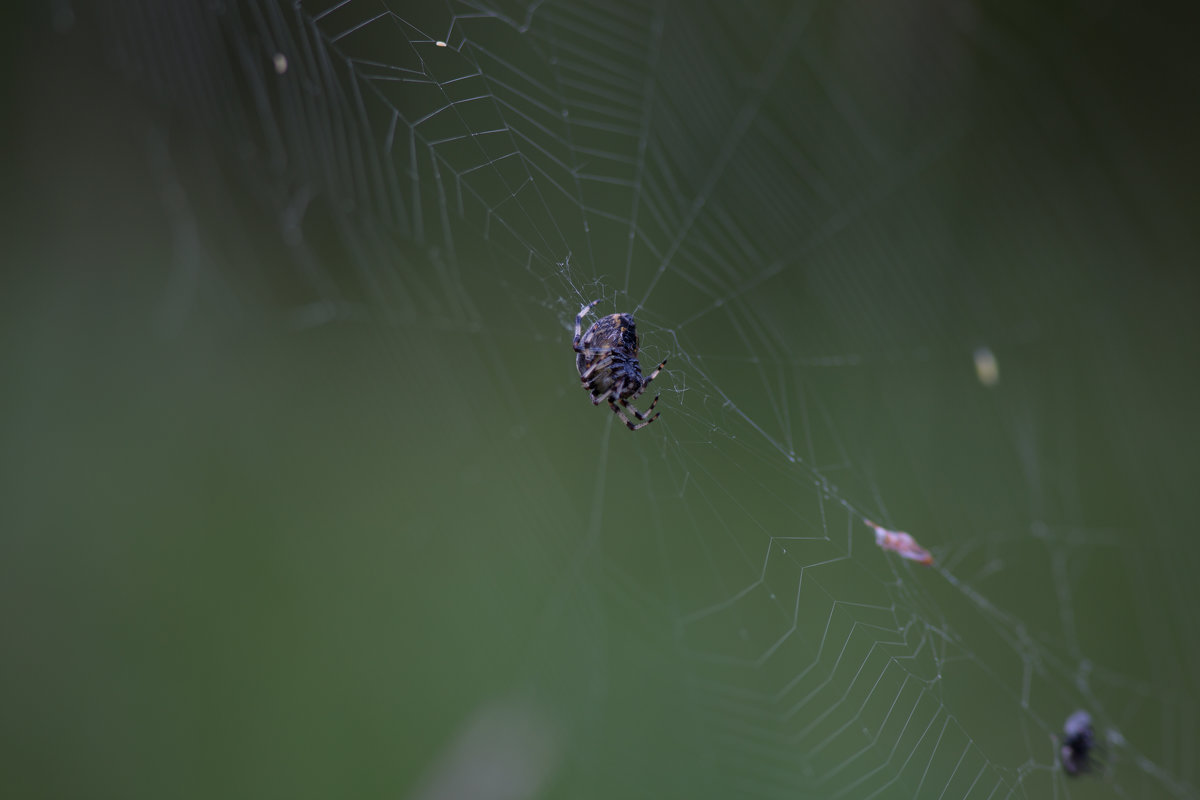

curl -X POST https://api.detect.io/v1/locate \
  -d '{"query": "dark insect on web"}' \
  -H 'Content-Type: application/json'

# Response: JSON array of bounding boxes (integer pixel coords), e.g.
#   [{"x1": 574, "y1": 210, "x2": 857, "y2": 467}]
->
[
  {"x1": 1060, "y1": 710, "x2": 1098, "y2": 776},
  {"x1": 573, "y1": 299, "x2": 668, "y2": 431}
]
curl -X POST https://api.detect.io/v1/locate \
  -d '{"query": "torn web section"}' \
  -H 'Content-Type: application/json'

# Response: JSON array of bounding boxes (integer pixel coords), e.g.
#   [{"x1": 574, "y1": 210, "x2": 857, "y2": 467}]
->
[
  {"x1": 317, "y1": 4, "x2": 594, "y2": 329},
  {"x1": 98, "y1": 0, "x2": 600, "y2": 331}
]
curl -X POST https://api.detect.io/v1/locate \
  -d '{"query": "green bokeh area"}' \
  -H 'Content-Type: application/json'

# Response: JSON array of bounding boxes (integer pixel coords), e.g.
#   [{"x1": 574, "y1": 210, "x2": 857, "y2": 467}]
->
[{"x1": 3, "y1": 3, "x2": 1199, "y2": 799}]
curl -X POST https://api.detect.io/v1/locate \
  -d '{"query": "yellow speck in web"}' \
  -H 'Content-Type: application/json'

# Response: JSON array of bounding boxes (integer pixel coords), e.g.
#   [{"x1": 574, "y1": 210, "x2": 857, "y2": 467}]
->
[{"x1": 974, "y1": 346, "x2": 999, "y2": 387}]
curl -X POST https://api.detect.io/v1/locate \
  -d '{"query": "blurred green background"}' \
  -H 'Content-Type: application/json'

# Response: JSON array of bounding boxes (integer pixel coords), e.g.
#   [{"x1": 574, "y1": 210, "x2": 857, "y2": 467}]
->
[{"x1": 2, "y1": 2, "x2": 1198, "y2": 799}]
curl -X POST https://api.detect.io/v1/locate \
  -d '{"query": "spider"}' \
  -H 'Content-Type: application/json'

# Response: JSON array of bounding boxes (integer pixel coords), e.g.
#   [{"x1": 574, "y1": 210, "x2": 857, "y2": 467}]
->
[
  {"x1": 573, "y1": 299, "x2": 667, "y2": 431},
  {"x1": 1060, "y1": 710, "x2": 1099, "y2": 776}
]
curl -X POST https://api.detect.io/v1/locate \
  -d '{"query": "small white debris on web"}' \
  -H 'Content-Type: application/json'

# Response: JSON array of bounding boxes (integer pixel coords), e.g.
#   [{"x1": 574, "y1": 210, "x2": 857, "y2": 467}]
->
[
  {"x1": 436, "y1": 40, "x2": 448, "y2": 47},
  {"x1": 973, "y1": 346, "x2": 999, "y2": 387},
  {"x1": 865, "y1": 519, "x2": 934, "y2": 565},
  {"x1": 272, "y1": 53, "x2": 288, "y2": 74}
]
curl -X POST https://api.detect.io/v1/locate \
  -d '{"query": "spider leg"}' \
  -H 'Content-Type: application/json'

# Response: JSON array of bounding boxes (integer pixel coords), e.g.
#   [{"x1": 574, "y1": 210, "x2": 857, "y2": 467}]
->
[
  {"x1": 619, "y1": 394, "x2": 660, "y2": 420},
  {"x1": 572, "y1": 299, "x2": 601, "y2": 351},
  {"x1": 609, "y1": 397, "x2": 661, "y2": 431},
  {"x1": 635, "y1": 393, "x2": 661, "y2": 417},
  {"x1": 579, "y1": 354, "x2": 615, "y2": 382},
  {"x1": 628, "y1": 357, "x2": 668, "y2": 400},
  {"x1": 591, "y1": 387, "x2": 616, "y2": 406}
]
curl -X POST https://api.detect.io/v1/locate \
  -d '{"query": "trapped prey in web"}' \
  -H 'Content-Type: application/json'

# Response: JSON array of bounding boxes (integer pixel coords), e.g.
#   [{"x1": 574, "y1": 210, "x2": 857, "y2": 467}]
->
[
  {"x1": 573, "y1": 299, "x2": 668, "y2": 431},
  {"x1": 865, "y1": 519, "x2": 934, "y2": 565},
  {"x1": 1060, "y1": 710, "x2": 1098, "y2": 776}
]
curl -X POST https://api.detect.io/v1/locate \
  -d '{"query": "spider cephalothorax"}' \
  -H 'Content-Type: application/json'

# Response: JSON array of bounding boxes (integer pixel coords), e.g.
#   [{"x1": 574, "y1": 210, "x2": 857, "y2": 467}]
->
[{"x1": 572, "y1": 299, "x2": 667, "y2": 431}]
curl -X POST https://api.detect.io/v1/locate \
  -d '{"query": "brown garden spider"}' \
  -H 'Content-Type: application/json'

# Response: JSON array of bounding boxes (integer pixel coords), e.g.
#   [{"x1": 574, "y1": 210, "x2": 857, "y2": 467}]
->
[{"x1": 573, "y1": 299, "x2": 668, "y2": 431}]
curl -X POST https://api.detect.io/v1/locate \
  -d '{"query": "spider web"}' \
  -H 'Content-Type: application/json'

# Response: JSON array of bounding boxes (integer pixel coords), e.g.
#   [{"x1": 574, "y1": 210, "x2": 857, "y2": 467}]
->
[{"x1": 53, "y1": 1, "x2": 1200, "y2": 798}]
